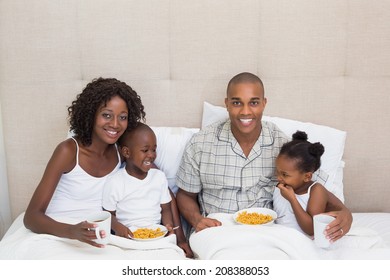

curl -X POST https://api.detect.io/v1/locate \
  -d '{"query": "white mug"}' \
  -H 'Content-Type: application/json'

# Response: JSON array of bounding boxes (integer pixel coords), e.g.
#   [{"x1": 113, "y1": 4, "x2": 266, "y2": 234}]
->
[
  {"x1": 313, "y1": 214, "x2": 335, "y2": 248},
  {"x1": 86, "y1": 211, "x2": 111, "y2": 245}
]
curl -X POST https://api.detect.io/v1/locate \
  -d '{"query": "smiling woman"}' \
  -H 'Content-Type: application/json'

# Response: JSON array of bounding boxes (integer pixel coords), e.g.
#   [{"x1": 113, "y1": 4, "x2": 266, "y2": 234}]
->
[{"x1": 22, "y1": 78, "x2": 146, "y2": 247}]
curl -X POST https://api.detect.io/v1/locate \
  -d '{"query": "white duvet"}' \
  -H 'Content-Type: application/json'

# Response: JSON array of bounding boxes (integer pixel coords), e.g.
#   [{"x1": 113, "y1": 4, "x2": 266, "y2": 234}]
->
[
  {"x1": 1, "y1": 212, "x2": 390, "y2": 260},
  {"x1": 0, "y1": 213, "x2": 186, "y2": 260},
  {"x1": 189, "y1": 213, "x2": 390, "y2": 260}
]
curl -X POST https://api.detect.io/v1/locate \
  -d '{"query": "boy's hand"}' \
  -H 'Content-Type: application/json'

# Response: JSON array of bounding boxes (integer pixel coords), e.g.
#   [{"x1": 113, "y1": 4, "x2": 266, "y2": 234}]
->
[
  {"x1": 178, "y1": 240, "x2": 194, "y2": 258},
  {"x1": 165, "y1": 223, "x2": 174, "y2": 235},
  {"x1": 113, "y1": 223, "x2": 133, "y2": 238}
]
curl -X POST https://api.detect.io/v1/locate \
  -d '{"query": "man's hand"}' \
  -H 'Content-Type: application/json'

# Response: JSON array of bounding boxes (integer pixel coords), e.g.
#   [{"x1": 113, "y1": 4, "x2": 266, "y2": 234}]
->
[
  {"x1": 325, "y1": 209, "x2": 353, "y2": 242},
  {"x1": 194, "y1": 217, "x2": 222, "y2": 232}
]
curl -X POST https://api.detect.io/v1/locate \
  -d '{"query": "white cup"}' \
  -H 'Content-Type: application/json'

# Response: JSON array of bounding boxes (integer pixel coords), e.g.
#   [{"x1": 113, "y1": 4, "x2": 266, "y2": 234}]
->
[
  {"x1": 86, "y1": 211, "x2": 111, "y2": 245},
  {"x1": 313, "y1": 214, "x2": 335, "y2": 248}
]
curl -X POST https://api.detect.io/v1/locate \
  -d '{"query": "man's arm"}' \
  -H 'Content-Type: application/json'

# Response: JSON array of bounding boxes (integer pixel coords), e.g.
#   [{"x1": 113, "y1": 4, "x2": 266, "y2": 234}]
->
[
  {"x1": 313, "y1": 168, "x2": 352, "y2": 241},
  {"x1": 176, "y1": 189, "x2": 221, "y2": 232},
  {"x1": 324, "y1": 190, "x2": 353, "y2": 242}
]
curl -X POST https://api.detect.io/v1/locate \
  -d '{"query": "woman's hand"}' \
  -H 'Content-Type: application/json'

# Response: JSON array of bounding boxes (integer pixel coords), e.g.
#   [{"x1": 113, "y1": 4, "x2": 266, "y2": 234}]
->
[{"x1": 70, "y1": 221, "x2": 106, "y2": 248}]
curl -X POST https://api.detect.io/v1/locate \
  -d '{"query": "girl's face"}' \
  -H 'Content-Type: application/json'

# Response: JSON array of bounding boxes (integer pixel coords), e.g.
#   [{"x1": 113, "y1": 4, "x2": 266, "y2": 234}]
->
[
  {"x1": 275, "y1": 155, "x2": 312, "y2": 192},
  {"x1": 124, "y1": 129, "x2": 157, "y2": 180},
  {"x1": 94, "y1": 95, "x2": 128, "y2": 145}
]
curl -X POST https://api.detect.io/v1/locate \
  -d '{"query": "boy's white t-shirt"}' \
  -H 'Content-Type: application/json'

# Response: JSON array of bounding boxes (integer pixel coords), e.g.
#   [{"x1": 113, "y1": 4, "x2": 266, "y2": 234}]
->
[{"x1": 102, "y1": 167, "x2": 171, "y2": 227}]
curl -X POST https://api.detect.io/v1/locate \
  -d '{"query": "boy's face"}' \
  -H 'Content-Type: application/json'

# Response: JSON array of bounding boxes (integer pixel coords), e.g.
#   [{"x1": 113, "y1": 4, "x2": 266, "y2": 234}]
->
[{"x1": 123, "y1": 129, "x2": 157, "y2": 179}]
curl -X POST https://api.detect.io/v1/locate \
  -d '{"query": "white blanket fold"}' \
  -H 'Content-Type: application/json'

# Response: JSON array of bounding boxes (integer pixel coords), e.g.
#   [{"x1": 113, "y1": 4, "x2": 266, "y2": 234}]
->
[
  {"x1": 2, "y1": 213, "x2": 389, "y2": 260},
  {"x1": 190, "y1": 224, "x2": 320, "y2": 260},
  {"x1": 0, "y1": 213, "x2": 186, "y2": 260},
  {"x1": 189, "y1": 213, "x2": 390, "y2": 260}
]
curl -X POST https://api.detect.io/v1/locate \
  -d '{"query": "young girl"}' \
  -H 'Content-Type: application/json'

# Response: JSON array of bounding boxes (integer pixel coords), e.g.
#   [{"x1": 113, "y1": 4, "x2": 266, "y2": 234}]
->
[
  {"x1": 273, "y1": 131, "x2": 329, "y2": 236},
  {"x1": 102, "y1": 123, "x2": 193, "y2": 258},
  {"x1": 24, "y1": 77, "x2": 145, "y2": 248}
]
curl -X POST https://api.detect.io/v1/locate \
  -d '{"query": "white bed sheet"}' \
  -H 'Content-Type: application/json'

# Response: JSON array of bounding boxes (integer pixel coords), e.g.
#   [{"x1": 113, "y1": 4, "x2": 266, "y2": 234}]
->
[
  {"x1": 1, "y1": 212, "x2": 389, "y2": 260},
  {"x1": 351, "y1": 213, "x2": 390, "y2": 246},
  {"x1": 189, "y1": 213, "x2": 390, "y2": 260},
  {"x1": 0, "y1": 213, "x2": 187, "y2": 260}
]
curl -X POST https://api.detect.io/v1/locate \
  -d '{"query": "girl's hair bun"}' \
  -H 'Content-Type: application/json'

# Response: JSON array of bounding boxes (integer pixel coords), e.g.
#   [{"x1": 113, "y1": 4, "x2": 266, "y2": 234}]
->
[
  {"x1": 309, "y1": 142, "x2": 325, "y2": 157},
  {"x1": 292, "y1": 130, "x2": 308, "y2": 141}
]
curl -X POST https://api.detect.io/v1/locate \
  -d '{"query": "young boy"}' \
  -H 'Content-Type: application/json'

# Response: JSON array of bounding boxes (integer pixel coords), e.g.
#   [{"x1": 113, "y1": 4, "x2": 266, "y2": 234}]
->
[{"x1": 102, "y1": 123, "x2": 192, "y2": 256}]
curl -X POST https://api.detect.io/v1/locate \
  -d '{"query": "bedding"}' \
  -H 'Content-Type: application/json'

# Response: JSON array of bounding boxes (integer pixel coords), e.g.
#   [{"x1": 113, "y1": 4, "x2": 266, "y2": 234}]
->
[
  {"x1": 151, "y1": 126, "x2": 199, "y2": 194},
  {"x1": 1, "y1": 212, "x2": 390, "y2": 260},
  {"x1": 0, "y1": 213, "x2": 186, "y2": 260},
  {"x1": 189, "y1": 213, "x2": 390, "y2": 260}
]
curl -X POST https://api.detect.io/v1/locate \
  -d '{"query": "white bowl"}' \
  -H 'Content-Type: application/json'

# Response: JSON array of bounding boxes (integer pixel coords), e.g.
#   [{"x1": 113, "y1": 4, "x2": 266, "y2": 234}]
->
[
  {"x1": 233, "y1": 207, "x2": 277, "y2": 226},
  {"x1": 129, "y1": 224, "x2": 168, "y2": 241}
]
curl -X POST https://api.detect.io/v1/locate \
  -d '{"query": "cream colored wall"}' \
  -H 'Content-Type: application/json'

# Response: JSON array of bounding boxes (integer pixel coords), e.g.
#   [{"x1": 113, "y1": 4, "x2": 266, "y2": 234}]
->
[
  {"x1": 0, "y1": 102, "x2": 12, "y2": 238},
  {"x1": 0, "y1": 0, "x2": 389, "y2": 223}
]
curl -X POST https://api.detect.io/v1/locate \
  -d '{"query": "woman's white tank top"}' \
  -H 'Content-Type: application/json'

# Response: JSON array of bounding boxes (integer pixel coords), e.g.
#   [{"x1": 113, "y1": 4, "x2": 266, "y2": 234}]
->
[{"x1": 45, "y1": 138, "x2": 121, "y2": 220}]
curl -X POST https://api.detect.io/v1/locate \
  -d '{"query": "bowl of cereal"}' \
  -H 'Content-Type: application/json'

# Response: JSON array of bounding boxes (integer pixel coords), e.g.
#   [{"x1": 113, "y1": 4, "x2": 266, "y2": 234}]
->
[
  {"x1": 233, "y1": 208, "x2": 277, "y2": 226},
  {"x1": 129, "y1": 225, "x2": 168, "y2": 241}
]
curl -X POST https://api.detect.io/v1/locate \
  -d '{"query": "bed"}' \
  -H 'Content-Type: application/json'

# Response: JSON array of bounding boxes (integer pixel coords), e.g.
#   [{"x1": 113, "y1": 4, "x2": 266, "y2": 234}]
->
[
  {"x1": 1, "y1": 211, "x2": 390, "y2": 260},
  {"x1": 0, "y1": 213, "x2": 187, "y2": 260},
  {"x1": 189, "y1": 212, "x2": 390, "y2": 260},
  {"x1": 1, "y1": 0, "x2": 390, "y2": 261},
  {"x1": 1, "y1": 107, "x2": 390, "y2": 260}
]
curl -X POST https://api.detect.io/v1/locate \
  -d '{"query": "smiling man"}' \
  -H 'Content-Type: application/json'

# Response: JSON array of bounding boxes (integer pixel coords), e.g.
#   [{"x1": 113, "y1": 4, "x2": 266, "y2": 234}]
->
[
  {"x1": 224, "y1": 73, "x2": 267, "y2": 157},
  {"x1": 176, "y1": 72, "x2": 352, "y2": 242}
]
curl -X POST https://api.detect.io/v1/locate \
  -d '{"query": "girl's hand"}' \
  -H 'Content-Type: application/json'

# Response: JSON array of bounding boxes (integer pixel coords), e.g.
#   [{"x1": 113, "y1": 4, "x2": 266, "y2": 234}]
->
[{"x1": 277, "y1": 183, "x2": 296, "y2": 202}]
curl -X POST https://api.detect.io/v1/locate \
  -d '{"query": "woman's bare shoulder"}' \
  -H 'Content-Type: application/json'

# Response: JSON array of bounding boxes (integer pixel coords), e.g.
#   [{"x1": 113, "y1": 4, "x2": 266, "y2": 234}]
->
[
  {"x1": 48, "y1": 138, "x2": 78, "y2": 172},
  {"x1": 54, "y1": 138, "x2": 77, "y2": 155}
]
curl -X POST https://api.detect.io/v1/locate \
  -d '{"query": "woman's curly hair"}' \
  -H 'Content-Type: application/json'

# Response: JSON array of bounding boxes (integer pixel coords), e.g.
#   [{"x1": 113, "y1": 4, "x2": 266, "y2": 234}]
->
[{"x1": 68, "y1": 77, "x2": 146, "y2": 146}]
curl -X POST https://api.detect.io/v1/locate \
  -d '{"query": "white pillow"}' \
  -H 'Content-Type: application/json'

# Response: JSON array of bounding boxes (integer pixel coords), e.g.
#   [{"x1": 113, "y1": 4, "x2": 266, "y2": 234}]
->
[
  {"x1": 151, "y1": 126, "x2": 199, "y2": 194},
  {"x1": 201, "y1": 101, "x2": 229, "y2": 128},
  {"x1": 201, "y1": 101, "x2": 346, "y2": 201},
  {"x1": 68, "y1": 128, "x2": 199, "y2": 195},
  {"x1": 332, "y1": 160, "x2": 345, "y2": 202}
]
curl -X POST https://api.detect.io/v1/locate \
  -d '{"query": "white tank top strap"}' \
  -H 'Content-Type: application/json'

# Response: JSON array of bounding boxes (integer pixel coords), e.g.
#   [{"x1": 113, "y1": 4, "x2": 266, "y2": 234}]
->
[
  {"x1": 307, "y1": 181, "x2": 318, "y2": 193},
  {"x1": 69, "y1": 137, "x2": 120, "y2": 168},
  {"x1": 69, "y1": 137, "x2": 80, "y2": 165}
]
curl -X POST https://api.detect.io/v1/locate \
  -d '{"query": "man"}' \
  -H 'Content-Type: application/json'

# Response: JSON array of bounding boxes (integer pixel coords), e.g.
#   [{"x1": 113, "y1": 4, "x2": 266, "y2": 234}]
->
[{"x1": 176, "y1": 72, "x2": 352, "y2": 242}]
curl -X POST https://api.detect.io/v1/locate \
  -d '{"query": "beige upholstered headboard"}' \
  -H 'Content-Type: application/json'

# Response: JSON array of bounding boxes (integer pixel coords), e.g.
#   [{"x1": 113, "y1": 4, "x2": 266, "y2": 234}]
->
[{"x1": 1, "y1": 1, "x2": 389, "y2": 228}]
